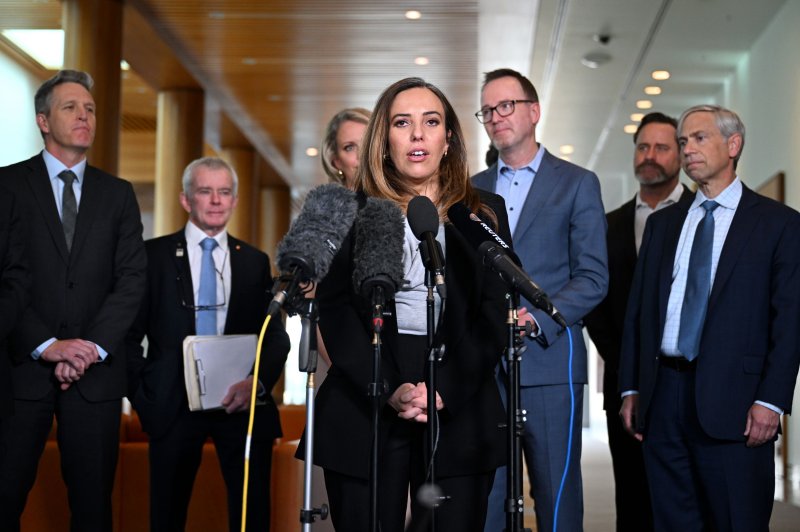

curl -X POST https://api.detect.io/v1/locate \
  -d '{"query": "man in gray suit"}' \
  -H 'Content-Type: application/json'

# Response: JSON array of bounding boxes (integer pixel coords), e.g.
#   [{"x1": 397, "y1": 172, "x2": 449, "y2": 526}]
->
[{"x1": 472, "y1": 68, "x2": 608, "y2": 532}]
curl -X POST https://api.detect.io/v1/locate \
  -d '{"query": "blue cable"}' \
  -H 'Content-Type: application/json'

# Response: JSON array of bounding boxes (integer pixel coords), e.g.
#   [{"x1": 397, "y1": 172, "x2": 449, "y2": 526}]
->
[{"x1": 552, "y1": 327, "x2": 574, "y2": 532}]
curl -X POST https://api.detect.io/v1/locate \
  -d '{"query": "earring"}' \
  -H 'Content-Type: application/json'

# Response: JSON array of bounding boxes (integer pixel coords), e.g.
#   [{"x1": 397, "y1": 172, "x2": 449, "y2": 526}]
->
[{"x1": 337, "y1": 169, "x2": 343, "y2": 177}]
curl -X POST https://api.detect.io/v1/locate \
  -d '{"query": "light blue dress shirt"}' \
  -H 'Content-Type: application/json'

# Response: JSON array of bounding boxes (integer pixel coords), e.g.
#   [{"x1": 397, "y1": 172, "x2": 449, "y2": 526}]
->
[{"x1": 496, "y1": 145, "x2": 545, "y2": 236}]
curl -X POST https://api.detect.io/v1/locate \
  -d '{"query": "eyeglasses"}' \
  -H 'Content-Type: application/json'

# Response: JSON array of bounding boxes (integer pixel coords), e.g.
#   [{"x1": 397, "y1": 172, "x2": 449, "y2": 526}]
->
[
  {"x1": 177, "y1": 270, "x2": 227, "y2": 311},
  {"x1": 474, "y1": 100, "x2": 534, "y2": 124}
]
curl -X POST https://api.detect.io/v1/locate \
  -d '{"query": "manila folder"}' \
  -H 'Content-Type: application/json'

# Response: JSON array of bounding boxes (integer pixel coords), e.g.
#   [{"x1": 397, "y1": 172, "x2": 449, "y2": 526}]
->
[{"x1": 183, "y1": 334, "x2": 256, "y2": 411}]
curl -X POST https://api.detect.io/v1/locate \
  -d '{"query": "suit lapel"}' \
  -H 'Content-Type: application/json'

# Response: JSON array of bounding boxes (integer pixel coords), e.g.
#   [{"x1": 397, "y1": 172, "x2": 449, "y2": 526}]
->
[
  {"x1": 26, "y1": 155, "x2": 70, "y2": 262},
  {"x1": 473, "y1": 164, "x2": 499, "y2": 194},
  {"x1": 620, "y1": 199, "x2": 638, "y2": 270},
  {"x1": 69, "y1": 166, "x2": 100, "y2": 260},
  {"x1": 707, "y1": 186, "x2": 758, "y2": 311},
  {"x1": 513, "y1": 150, "x2": 559, "y2": 240},
  {"x1": 171, "y1": 232, "x2": 195, "y2": 312},
  {"x1": 224, "y1": 234, "x2": 243, "y2": 333}
]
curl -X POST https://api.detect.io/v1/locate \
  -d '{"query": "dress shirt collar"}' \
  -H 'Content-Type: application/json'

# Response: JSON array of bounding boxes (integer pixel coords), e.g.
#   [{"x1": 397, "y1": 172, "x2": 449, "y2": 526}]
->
[
  {"x1": 184, "y1": 221, "x2": 229, "y2": 253},
  {"x1": 689, "y1": 177, "x2": 742, "y2": 213},
  {"x1": 497, "y1": 143, "x2": 545, "y2": 176},
  {"x1": 42, "y1": 149, "x2": 87, "y2": 183}
]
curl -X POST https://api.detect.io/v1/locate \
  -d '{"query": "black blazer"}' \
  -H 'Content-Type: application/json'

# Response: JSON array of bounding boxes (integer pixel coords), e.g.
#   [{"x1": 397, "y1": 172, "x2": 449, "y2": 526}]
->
[
  {"x1": 585, "y1": 185, "x2": 691, "y2": 410},
  {"x1": 308, "y1": 190, "x2": 511, "y2": 479},
  {"x1": 0, "y1": 185, "x2": 29, "y2": 418},
  {"x1": 1, "y1": 153, "x2": 146, "y2": 401},
  {"x1": 619, "y1": 185, "x2": 800, "y2": 440},
  {"x1": 126, "y1": 230, "x2": 291, "y2": 440}
]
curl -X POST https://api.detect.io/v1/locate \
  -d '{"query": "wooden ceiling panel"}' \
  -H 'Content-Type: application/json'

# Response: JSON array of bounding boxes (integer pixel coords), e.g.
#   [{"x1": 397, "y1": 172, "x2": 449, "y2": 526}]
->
[
  {"x1": 131, "y1": 0, "x2": 480, "y2": 185},
  {"x1": 0, "y1": 0, "x2": 61, "y2": 30}
]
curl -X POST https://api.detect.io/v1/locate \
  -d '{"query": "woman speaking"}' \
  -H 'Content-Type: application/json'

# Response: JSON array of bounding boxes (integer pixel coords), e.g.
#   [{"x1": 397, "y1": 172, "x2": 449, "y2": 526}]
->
[{"x1": 309, "y1": 78, "x2": 511, "y2": 531}]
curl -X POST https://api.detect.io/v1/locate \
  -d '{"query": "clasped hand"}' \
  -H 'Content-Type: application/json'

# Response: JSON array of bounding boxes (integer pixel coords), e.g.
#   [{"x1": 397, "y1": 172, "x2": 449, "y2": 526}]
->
[
  {"x1": 388, "y1": 382, "x2": 444, "y2": 423},
  {"x1": 42, "y1": 339, "x2": 99, "y2": 390}
]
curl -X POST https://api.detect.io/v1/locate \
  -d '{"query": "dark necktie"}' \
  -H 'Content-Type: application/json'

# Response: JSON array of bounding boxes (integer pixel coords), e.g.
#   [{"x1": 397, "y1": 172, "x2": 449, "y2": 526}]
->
[
  {"x1": 677, "y1": 200, "x2": 720, "y2": 360},
  {"x1": 196, "y1": 237, "x2": 219, "y2": 335},
  {"x1": 58, "y1": 170, "x2": 78, "y2": 251}
]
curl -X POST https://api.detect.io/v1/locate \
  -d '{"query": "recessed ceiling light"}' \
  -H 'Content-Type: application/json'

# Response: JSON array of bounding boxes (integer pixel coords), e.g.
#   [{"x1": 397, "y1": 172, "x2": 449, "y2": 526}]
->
[
  {"x1": 636, "y1": 100, "x2": 653, "y2": 110},
  {"x1": 644, "y1": 86, "x2": 661, "y2": 95},
  {"x1": 2, "y1": 29, "x2": 64, "y2": 69},
  {"x1": 630, "y1": 113, "x2": 644, "y2": 122},
  {"x1": 305, "y1": 147, "x2": 319, "y2": 157},
  {"x1": 651, "y1": 70, "x2": 670, "y2": 81},
  {"x1": 120, "y1": 60, "x2": 130, "y2": 71},
  {"x1": 559, "y1": 145, "x2": 575, "y2": 155},
  {"x1": 580, "y1": 51, "x2": 611, "y2": 69},
  {"x1": 405, "y1": 10, "x2": 422, "y2": 20},
  {"x1": 623, "y1": 124, "x2": 638, "y2": 134},
  {"x1": 414, "y1": 56, "x2": 429, "y2": 66}
]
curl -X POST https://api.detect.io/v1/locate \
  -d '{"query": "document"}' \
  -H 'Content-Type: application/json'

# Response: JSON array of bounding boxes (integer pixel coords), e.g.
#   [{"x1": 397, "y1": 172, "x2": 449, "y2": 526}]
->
[{"x1": 183, "y1": 334, "x2": 257, "y2": 411}]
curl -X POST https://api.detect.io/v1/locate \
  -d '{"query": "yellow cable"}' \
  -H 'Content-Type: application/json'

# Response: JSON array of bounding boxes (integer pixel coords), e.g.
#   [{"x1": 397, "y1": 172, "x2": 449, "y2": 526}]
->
[{"x1": 241, "y1": 312, "x2": 272, "y2": 532}]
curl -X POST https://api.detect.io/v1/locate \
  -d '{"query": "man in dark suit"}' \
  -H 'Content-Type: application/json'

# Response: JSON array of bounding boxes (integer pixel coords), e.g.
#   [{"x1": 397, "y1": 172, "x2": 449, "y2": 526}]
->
[
  {"x1": 0, "y1": 186, "x2": 29, "y2": 426},
  {"x1": 585, "y1": 112, "x2": 689, "y2": 531},
  {"x1": 126, "y1": 157, "x2": 290, "y2": 531},
  {"x1": 472, "y1": 68, "x2": 608, "y2": 532},
  {"x1": 0, "y1": 70, "x2": 147, "y2": 531},
  {"x1": 619, "y1": 105, "x2": 800, "y2": 531}
]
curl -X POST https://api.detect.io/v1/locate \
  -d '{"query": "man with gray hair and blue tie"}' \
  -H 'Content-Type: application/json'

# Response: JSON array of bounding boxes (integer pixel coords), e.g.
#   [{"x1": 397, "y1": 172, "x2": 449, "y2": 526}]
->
[
  {"x1": 619, "y1": 105, "x2": 800, "y2": 531},
  {"x1": 126, "y1": 157, "x2": 290, "y2": 531}
]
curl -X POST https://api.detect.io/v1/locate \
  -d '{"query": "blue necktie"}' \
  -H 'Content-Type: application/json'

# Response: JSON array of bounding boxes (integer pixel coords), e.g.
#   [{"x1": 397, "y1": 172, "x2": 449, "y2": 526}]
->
[
  {"x1": 196, "y1": 237, "x2": 219, "y2": 335},
  {"x1": 677, "y1": 200, "x2": 719, "y2": 360}
]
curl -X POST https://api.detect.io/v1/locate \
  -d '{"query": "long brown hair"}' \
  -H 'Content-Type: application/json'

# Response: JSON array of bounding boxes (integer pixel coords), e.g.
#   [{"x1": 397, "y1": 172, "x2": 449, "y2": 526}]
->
[{"x1": 356, "y1": 77, "x2": 496, "y2": 224}]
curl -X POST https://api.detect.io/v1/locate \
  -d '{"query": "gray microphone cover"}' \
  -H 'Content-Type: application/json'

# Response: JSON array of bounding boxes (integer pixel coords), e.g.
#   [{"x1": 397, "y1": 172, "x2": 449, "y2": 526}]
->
[
  {"x1": 351, "y1": 197, "x2": 405, "y2": 298},
  {"x1": 275, "y1": 183, "x2": 358, "y2": 282}
]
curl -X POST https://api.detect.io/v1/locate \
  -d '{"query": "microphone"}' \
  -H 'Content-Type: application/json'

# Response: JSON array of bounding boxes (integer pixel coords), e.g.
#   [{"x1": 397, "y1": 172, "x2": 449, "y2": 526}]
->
[
  {"x1": 447, "y1": 202, "x2": 567, "y2": 329},
  {"x1": 269, "y1": 183, "x2": 358, "y2": 316},
  {"x1": 351, "y1": 197, "x2": 406, "y2": 304},
  {"x1": 407, "y1": 196, "x2": 446, "y2": 299}
]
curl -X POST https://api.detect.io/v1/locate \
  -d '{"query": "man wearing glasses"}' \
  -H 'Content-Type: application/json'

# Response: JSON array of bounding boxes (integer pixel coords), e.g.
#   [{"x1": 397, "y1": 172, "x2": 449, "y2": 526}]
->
[
  {"x1": 472, "y1": 68, "x2": 608, "y2": 532},
  {"x1": 126, "y1": 157, "x2": 290, "y2": 531}
]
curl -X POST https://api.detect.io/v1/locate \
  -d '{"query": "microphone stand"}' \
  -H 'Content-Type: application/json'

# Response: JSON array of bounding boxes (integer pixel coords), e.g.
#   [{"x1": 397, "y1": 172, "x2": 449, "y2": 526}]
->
[
  {"x1": 504, "y1": 292, "x2": 531, "y2": 532},
  {"x1": 368, "y1": 285, "x2": 388, "y2": 532},
  {"x1": 424, "y1": 270, "x2": 446, "y2": 531},
  {"x1": 294, "y1": 297, "x2": 329, "y2": 531}
]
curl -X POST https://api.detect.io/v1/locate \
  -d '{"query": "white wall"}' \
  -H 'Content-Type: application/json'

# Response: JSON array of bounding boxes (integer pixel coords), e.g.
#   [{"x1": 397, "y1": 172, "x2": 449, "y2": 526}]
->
[
  {"x1": 723, "y1": 0, "x2": 800, "y2": 471},
  {"x1": 0, "y1": 54, "x2": 43, "y2": 166}
]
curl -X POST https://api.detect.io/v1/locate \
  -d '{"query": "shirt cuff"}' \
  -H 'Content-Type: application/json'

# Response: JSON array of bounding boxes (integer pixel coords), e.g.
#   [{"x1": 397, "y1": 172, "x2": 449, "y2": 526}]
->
[
  {"x1": 32, "y1": 338, "x2": 57, "y2": 360},
  {"x1": 755, "y1": 400, "x2": 783, "y2": 416},
  {"x1": 529, "y1": 316, "x2": 542, "y2": 338},
  {"x1": 621, "y1": 390, "x2": 639, "y2": 399},
  {"x1": 95, "y1": 343, "x2": 108, "y2": 362}
]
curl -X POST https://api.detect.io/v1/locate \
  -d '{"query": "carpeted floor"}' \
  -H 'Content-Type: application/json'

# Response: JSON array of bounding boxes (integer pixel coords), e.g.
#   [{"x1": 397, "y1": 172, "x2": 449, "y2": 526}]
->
[{"x1": 517, "y1": 428, "x2": 800, "y2": 531}]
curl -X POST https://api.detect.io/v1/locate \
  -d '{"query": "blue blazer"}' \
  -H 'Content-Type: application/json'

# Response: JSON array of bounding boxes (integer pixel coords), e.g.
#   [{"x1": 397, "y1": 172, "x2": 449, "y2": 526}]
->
[
  {"x1": 472, "y1": 149, "x2": 608, "y2": 385},
  {"x1": 619, "y1": 185, "x2": 800, "y2": 440}
]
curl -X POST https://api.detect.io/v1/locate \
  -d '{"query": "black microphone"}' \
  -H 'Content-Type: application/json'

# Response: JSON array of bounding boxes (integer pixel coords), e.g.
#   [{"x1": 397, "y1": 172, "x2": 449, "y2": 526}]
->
[
  {"x1": 269, "y1": 183, "x2": 358, "y2": 317},
  {"x1": 447, "y1": 202, "x2": 567, "y2": 329},
  {"x1": 407, "y1": 196, "x2": 446, "y2": 299},
  {"x1": 351, "y1": 197, "x2": 406, "y2": 303}
]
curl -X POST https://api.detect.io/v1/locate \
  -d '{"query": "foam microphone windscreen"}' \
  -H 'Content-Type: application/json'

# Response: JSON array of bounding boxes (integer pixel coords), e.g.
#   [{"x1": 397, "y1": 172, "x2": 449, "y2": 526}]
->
[
  {"x1": 351, "y1": 197, "x2": 406, "y2": 299},
  {"x1": 275, "y1": 183, "x2": 358, "y2": 282}
]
